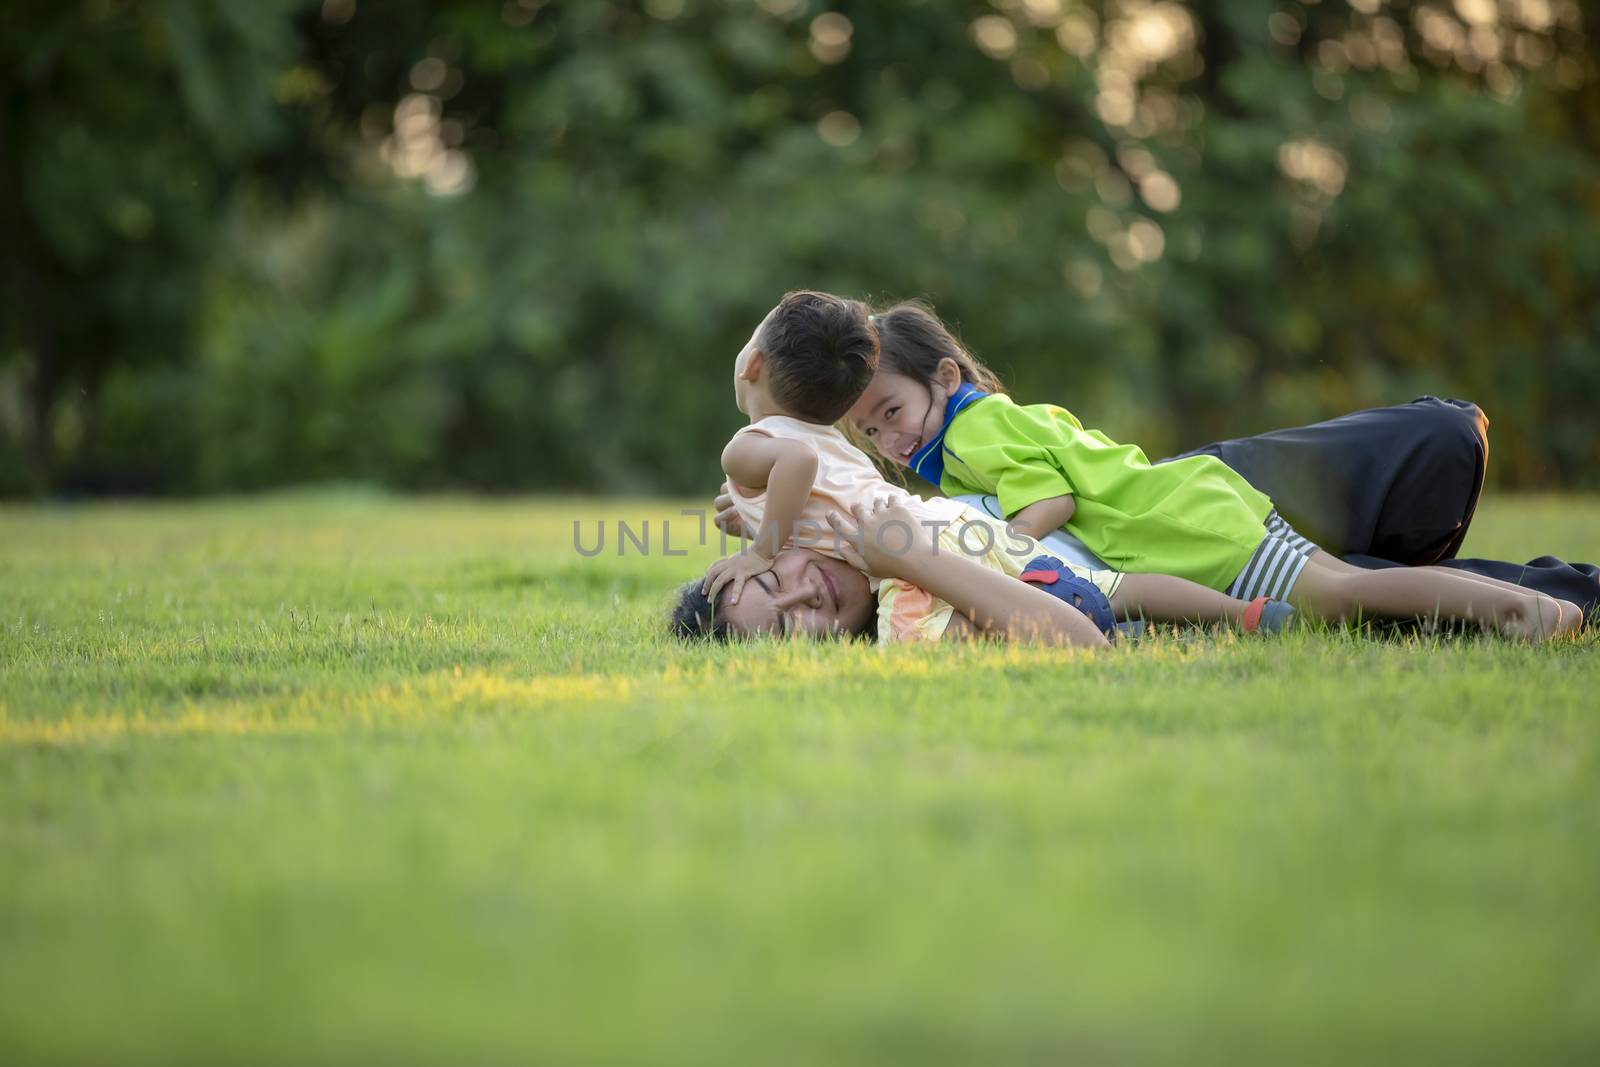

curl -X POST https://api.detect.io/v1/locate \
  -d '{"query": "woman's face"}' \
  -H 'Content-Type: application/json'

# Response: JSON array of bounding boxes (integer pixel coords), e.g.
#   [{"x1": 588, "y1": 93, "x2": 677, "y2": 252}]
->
[
  {"x1": 717, "y1": 546, "x2": 875, "y2": 639},
  {"x1": 847, "y1": 367, "x2": 950, "y2": 467}
]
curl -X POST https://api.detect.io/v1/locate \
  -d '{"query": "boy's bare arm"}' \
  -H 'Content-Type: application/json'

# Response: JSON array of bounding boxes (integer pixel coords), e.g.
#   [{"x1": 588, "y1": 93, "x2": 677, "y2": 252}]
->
[
  {"x1": 720, "y1": 434, "x2": 818, "y2": 558},
  {"x1": 1007, "y1": 493, "x2": 1076, "y2": 540},
  {"x1": 705, "y1": 434, "x2": 818, "y2": 604}
]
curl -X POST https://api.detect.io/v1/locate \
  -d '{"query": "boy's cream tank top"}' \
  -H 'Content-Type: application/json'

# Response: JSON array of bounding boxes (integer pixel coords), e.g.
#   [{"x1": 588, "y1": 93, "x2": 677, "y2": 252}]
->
[{"x1": 728, "y1": 416, "x2": 969, "y2": 563}]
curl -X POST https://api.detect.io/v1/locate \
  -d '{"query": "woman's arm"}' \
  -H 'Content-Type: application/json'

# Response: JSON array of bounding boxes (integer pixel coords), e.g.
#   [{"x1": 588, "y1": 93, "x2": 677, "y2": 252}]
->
[
  {"x1": 940, "y1": 610, "x2": 979, "y2": 640},
  {"x1": 891, "y1": 539, "x2": 1107, "y2": 647},
  {"x1": 828, "y1": 504, "x2": 1108, "y2": 648}
]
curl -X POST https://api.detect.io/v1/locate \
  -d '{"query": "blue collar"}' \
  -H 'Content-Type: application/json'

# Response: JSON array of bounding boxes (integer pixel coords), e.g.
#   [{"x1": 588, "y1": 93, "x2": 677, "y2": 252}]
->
[{"x1": 907, "y1": 382, "x2": 987, "y2": 485}]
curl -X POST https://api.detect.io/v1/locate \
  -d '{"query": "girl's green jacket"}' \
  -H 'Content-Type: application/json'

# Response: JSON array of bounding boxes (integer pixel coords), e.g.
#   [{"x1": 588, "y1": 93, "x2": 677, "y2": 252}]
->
[{"x1": 938, "y1": 392, "x2": 1276, "y2": 591}]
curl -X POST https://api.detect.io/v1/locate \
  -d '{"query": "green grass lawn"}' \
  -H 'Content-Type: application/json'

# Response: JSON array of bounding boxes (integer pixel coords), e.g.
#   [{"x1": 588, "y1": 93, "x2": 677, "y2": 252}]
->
[{"x1": 3, "y1": 493, "x2": 1598, "y2": 1066}]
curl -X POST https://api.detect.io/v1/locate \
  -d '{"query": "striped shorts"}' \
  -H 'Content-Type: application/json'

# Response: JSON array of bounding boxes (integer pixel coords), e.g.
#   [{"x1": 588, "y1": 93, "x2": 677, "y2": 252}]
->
[{"x1": 1226, "y1": 510, "x2": 1319, "y2": 602}]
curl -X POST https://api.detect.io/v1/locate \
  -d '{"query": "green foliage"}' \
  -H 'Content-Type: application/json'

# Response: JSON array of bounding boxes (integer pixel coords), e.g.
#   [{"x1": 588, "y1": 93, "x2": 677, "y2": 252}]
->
[
  {"x1": 2, "y1": 494, "x2": 1599, "y2": 1063},
  {"x1": 2, "y1": 0, "x2": 1597, "y2": 495}
]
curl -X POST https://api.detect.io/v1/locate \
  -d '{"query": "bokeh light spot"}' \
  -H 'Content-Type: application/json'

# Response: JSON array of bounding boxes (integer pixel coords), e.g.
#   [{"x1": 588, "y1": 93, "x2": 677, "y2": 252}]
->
[
  {"x1": 810, "y1": 12, "x2": 854, "y2": 63},
  {"x1": 410, "y1": 57, "x2": 447, "y2": 92},
  {"x1": 972, "y1": 16, "x2": 1019, "y2": 60},
  {"x1": 1139, "y1": 171, "x2": 1181, "y2": 212},
  {"x1": 816, "y1": 110, "x2": 861, "y2": 147},
  {"x1": 321, "y1": 0, "x2": 355, "y2": 26}
]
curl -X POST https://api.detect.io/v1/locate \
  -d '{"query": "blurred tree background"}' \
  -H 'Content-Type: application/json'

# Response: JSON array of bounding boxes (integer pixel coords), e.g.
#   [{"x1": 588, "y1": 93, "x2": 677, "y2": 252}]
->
[{"x1": 1, "y1": 0, "x2": 1596, "y2": 498}]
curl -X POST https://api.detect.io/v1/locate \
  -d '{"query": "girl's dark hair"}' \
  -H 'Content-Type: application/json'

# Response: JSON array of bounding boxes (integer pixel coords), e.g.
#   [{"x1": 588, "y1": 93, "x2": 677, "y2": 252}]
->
[
  {"x1": 872, "y1": 299, "x2": 1005, "y2": 394},
  {"x1": 669, "y1": 580, "x2": 730, "y2": 642},
  {"x1": 756, "y1": 290, "x2": 878, "y2": 424}
]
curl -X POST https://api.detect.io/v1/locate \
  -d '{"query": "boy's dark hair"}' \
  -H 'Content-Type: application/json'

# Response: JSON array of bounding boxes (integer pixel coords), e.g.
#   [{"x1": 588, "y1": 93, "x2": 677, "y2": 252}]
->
[
  {"x1": 670, "y1": 580, "x2": 730, "y2": 642},
  {"x1": 756, "y1": 290, "x2": 878, "y2": 424},
  {"x1": 873, "y1": 299, "x2": 1005, "y2": 394}
]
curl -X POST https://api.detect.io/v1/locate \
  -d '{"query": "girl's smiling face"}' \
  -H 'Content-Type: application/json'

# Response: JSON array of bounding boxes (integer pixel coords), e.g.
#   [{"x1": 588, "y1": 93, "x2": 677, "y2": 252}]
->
[{"x1": 846, "y1": 359, "x2": 964, "y2": 467}]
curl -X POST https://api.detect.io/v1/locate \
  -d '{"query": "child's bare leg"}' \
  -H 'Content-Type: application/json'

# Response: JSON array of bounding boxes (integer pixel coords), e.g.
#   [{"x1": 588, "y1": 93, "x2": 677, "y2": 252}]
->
[
  {"x1": 1291, "y1": 552, "x2": 1577, "y2": 640},
  {"x1": 1310, "y1": 549, "x2": 1554, "y2": 600},
  {"x1": 1111, "y1": 573, "x2": 1250, "y2": 625},
  {"x1": 1303, "y1": 550, "x2": 1581, "y2": 634}
]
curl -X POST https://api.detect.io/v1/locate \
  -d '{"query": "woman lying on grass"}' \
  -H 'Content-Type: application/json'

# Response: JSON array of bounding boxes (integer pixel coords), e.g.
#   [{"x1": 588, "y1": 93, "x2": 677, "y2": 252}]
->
[
  {"x1": 673, "y1": 290, "x2": 1297, "y2": 647},
  {"x1": 672, "y1": 291, "x2": 1588, "y2": 646},
  {"x1": 676, "y1": 498, "x2": 1161, "y2": 646}
]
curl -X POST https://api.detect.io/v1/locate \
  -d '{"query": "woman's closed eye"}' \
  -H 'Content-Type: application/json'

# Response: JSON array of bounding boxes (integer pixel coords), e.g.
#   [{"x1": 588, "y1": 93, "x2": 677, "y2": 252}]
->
[
  {"x1": 751, "y1": 571, "x2": 792, "y2": 636},
  {"x1": 771, "y1": 571, "x2": 793, "y2": 636}
]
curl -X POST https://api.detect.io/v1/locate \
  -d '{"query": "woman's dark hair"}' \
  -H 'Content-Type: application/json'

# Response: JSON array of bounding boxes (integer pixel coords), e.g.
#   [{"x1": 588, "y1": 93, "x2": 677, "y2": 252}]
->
[
  {"x1": 667, "y1": 573, "x2": 877, "y2": 642},
  {"x1": 757, "y1": 290, "x2": 878, "y2": 424},
  {"x1": 669, "y1": 580, "x2": 730, "y2": 642},
  {"x1": 872, "y1": 299, "x2": 1005, "y2": 394}
]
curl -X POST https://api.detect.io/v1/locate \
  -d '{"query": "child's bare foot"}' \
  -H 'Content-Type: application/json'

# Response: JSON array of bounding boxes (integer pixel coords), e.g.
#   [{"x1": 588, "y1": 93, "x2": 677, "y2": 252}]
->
[
  {"x1": 1555, "y1": 598, "x2": 1586, "y2": 637},
  {"x1": 1499, "y1": 594, "x2": 1582, "y2": 642}
]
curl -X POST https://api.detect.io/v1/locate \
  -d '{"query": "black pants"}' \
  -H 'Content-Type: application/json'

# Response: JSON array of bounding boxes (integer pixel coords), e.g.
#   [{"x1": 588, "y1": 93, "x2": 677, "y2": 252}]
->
[{"x1": 1168, "y1": 397, "x2": 1600, "y2": 618}]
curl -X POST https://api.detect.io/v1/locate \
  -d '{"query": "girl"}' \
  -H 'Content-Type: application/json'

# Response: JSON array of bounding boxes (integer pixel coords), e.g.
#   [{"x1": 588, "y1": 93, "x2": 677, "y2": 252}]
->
[{"x1": 846, "y1": 300, "x2": 1582, "y2": 643}]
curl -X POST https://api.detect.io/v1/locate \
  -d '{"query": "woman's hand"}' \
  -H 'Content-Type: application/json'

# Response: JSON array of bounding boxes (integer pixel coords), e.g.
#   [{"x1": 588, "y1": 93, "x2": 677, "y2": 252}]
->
[
  {"x1": 713, "y1": 482, "x2": 747, "y2": 539},
  {"x1": 826, "y1": 498, "x2": 927, "y2": 579},
  {"x1": 823, "y1": 506, "x2": 872, "y2": 574}
]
